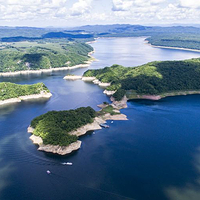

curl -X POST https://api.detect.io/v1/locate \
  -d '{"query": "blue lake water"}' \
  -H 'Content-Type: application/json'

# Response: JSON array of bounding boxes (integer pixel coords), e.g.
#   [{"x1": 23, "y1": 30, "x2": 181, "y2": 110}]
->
[{"x1": 1, "y1": 37, "x2": 200, "y2": 200}]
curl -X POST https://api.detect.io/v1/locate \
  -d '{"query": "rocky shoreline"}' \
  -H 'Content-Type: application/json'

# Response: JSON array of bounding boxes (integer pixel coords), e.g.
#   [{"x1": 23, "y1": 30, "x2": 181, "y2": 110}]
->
[
  {"x1": 82, "y1": 77, "x2": 96, "y2": 81},
  {"x1": 0, "y1": 92, "x2": 52, "y2": 106},
  {"x1": 27, "y1": 109, "x2": 127, "y2": 155},
  {"x1": 126, "y1": 90, "x2": 200, "y2": 101},
  {"x1": 63, "y1": 75, "x2": 82, "y2": 80},
  {"x1": 111, "y1": 96, "x2": 128, "y2": 109},
  {"x1": 28, "y1": 127, "x2": 82, "y2": 155},
  {"x1": 82, "y1": 76, "x2": 111, "y2": 87},
  {"x1": 69, "y1": 113, "x2": 128, "y2": 137},
  {"x1": 37, "y1": 141, "x2": 82, "y2": 155},
  {"x1": 101, "y1": 88, "x2": 200, "y2": 104},
  {"x1": 64, "y1": 75, "x2": 111, "y2": 87},
  {"x1": 0, "y1": 63, "x2": 92, "y2": 77},
  {"x1": 148, "y1": 43, "x2": 200, "y2": 53},
  {"x1": 103, "y1": 90, "x2": 116, "y2": 95}
]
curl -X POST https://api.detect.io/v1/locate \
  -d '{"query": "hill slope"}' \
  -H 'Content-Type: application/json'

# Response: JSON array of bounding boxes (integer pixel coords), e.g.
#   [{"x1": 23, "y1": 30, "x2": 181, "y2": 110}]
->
[
  {"x1": 83, "y1": 58, "x2": 200, "y2": 100},
  {"x1": 0, "y1": 41, "x2": 93, "y2": 73},
  {"x1": 0, "y1": 82, "x2": 50, "y2": 101}
]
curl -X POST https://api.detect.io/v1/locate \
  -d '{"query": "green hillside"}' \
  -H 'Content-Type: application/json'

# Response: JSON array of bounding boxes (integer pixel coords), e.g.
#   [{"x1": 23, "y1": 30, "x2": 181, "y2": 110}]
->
[
  {"x1": 0, "y1": 82, "x2": 50, "y2": 101},
  {"x1": 84, "y1": 58, "x2": 200, "y2": 100},
  {"x1": 0, "y1": 41, "x2": 93, "y2": 72}
]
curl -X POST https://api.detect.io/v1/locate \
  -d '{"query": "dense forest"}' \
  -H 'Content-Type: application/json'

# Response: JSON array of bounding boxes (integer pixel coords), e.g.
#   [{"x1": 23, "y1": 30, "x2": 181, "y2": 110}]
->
[
  {"x1": 30, "y1": 107, "x2": 96, "y2": 146},
  {"x1": 0, "y1": 41, "x2": 93, "y2": 72},
  {"x1": 84, "y1": 58, "x2": 200, "y2": 100},
  {"x1": 146, "y1": 35, "x2": 200, "y2": 50},
  {"x1": 0, "y1": 82, "x2": 50, "y2": 101}
]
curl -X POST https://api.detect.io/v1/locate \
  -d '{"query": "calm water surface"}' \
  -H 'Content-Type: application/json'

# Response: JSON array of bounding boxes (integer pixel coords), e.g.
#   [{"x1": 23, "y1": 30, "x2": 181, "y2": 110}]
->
[{"x1": 1, "y1": 38, "x2": 200, "y2": 200}]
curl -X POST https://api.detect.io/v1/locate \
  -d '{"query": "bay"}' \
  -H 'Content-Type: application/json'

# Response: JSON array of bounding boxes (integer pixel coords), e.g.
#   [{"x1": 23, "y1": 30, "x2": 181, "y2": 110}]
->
[{"x1": 1, "y1": 37, "x2": 200, "y2": 200}]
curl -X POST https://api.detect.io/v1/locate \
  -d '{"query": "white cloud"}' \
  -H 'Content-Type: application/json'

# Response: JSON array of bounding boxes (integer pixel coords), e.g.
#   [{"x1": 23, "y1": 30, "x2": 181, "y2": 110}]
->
[
  {"x1": 6, "y1": 0, "x2": 42, "y2": 6},
  {"x1": 0, "y1": 0, "x2": 69, "y2": 21},
  {"x1": 0, "y1": 0, "x2": 199, "y2": 27},
  {"x1": 133, "y1": 0, "x2": 166, "y2": 5},
  {"x1": 110, "y1": 1, "x2": 200, "y2": 25},
  {"x1": 112, "y1": 0, "x2": 166, "y2": 11},
  {"x1": 4, "y1": 0, "x2": 68, "y2": 7},
  {"x1": 156, "y1": 3, "x2": 200, "y2": 22},
  {"x1": 70, "y1": 0, "x2": 93, "y2": 16},
  {"x1": 178, "y1": 0, "x2": 200, "y2": 9},
  {"x1": 112, "y1": 0, "x2": 133, "y2": 11},
  {"x1": 150, "y1": 0, "x2": 166, "y2": 4},
  {"x1": 55, "y1": 7, "x2": 68, "y2": 17}
]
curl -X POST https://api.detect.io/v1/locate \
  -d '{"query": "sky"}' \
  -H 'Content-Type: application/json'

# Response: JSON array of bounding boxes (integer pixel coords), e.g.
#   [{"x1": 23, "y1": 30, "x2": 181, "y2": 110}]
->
[{"x1": 0, "y1": 0, "x2": 200, "y2": 27}]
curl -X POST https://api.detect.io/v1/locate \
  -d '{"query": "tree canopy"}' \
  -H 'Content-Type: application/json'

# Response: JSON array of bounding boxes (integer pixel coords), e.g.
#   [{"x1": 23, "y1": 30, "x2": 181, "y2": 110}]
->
[
  {"x1": 84, "y1": 58, "x2": 200, "y2": 100},
  {"x1": 0, "y1": 41, "x2": 93, "y2": 72},
  {"x1": 31, "y1": 107, "x2": 96, "y2": 146},
  {"x1": 0, "y1": 82, "x2": 49, "y2": 101}
]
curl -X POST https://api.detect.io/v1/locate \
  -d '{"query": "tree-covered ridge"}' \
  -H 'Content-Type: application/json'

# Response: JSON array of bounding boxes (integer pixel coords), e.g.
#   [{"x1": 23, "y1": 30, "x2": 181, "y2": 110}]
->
[
  {"x1": 146, "y1": 35, "x2": 200, "y2": 50},
  {"x1": 0, "y1": 41, "x2": 93, "y2": 72},
  {"x1": 30, "y1": 107, "x2": 96, "y2": 146},
  {"x1": 84, "y1": 58, "x2": 200, "y2": 100},
  {"x1": 0, "y1": 82, "x2": 50, "y2": 101}
]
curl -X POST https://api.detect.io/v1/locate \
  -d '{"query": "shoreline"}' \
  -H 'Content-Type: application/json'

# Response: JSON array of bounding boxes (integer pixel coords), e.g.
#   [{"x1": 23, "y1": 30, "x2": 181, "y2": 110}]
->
[
  {"x1": 126, "y1": 90, "x2": 200, "y2": 101},
  {"x1": 82, "y1": 76, "x2": 111, "y2": 87},
  {"x1": 100, "y1": 37, "x2": 200, "y2": 53},
  {"x1": 28, "y1": 127, "x2": 82, "y2": 155},
  {"x1": 0, "y1": 92, "x2": 52, "y2": 106},
  {"x1": 65, "y1": 75, "x2": 111, "y2": 87},
  {"x1": 27, "y1": 109, "x2": 127, "y2": 155},
  {"x1": 82, "y1": 76, "x2": 200, "y2": 104},
  {"x1": 147, "y1": 42, "x2": 200, "y2": 53},
  {"x1": 0, "y1": 50, "x2": 95, "y2": 77},
  {"x1": 69, "y1": 113, "x2": 128, "y2": 137},
  {"x1": 63, "y1": 75, "x2": 82, "y2": 80},
  {"x1": 101, "y1": 89, "x2": 200, "y2": 105},
  {"x1": 111, "y1": 96, "x2": 128, "y2": 109}
]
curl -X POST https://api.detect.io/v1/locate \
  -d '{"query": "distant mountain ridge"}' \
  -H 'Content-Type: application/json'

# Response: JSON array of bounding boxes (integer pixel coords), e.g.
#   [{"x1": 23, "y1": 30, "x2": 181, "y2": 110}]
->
[
  {"x1": 1, "y1": 32, "x2": 94, "y2": 42},
  {"x1": 2, "y1": 24, "x2": 200, "y2": 50}
]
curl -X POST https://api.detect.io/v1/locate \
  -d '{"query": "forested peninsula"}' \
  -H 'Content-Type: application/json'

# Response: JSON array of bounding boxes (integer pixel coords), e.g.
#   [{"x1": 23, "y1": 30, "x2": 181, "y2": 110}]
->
[
  {"x1": 0, "y1": 41, "x2": 94, "y2": 74},
  {"x1": 0, "y1": 82, "x2": 51, "y2": 106},
  {"x1": 83, "y1": 58, "x2": 200, "y2": 101},
  {"x1": 28, "y1": 105, "x2": 127, "y2": 155}
]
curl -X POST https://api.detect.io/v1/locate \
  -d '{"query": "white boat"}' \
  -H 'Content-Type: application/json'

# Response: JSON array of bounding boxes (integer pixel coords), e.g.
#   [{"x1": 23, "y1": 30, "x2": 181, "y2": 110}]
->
[
  {"x1": 47, "y1": 170, "x2": 51, "y2": 174},
  {"x1": 111, "y1": 121, "x2": 113, "y2": 124},
  {"x1": 100, "y1": 123, "x2": 109, "y2": 128},
  {"x1": 62, "y1": 162, "x2": 73, "y2": 165},
  {"x1": 66, "y1": 162, "x2": 73, "y2": 165}
]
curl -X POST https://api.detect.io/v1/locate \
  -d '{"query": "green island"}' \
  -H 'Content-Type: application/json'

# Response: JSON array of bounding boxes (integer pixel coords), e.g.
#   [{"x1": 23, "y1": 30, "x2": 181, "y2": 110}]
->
[
  {"x1": 30, "y1": 107, "x2": 96, "y2": 146},
  {"x1": 28, "y1": 105, "x2": 127, "y2": 155},
  {"x1": 0, "y1": 40, "x2": 93, "y2": 73},
  {"x1": 83, "y1": 58, "x2": 200, "y2": 101},
  {"x1": 0, "y1": 82, "x2": 51, "y2": 104}
]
